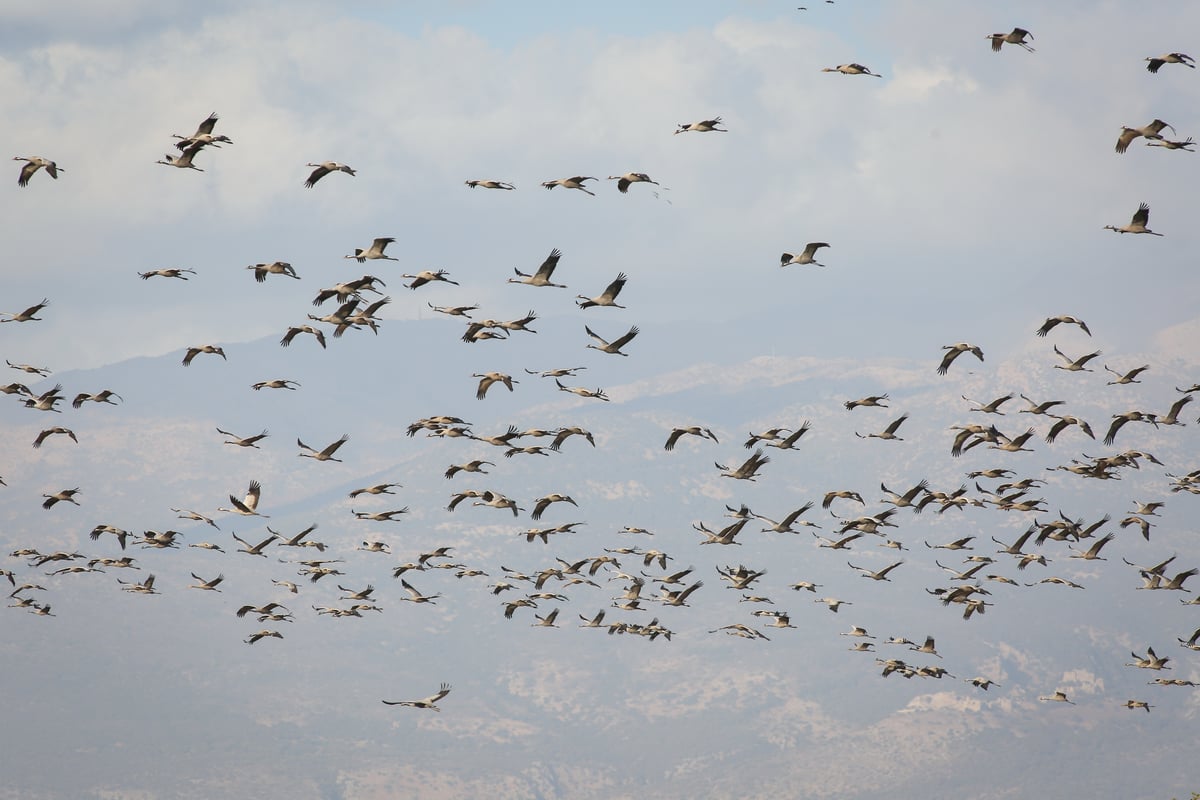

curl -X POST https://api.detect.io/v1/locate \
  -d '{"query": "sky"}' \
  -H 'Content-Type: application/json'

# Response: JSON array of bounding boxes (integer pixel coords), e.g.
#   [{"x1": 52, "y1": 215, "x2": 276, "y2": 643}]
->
[{"x1": 2, "y1": 2, "x2": 1200, "y2": 799}]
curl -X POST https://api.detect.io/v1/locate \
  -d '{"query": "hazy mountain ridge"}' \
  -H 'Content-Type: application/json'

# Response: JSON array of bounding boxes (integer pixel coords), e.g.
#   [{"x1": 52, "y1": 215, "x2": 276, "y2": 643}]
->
[{"x1": 3, "y1": 317, "x2": 1198, "y2": 799}]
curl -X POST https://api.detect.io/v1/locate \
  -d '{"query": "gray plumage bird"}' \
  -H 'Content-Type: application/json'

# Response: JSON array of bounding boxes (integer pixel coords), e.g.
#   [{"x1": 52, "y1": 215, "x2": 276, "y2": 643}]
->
[{"x1": 304, "y1": 162, "x2": 355, "y2": 187}]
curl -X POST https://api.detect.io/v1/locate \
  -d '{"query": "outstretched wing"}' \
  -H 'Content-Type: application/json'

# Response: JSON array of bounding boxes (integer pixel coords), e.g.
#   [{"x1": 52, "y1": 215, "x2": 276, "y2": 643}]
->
[
  {"x1": 425, "y1": 683, "x2": 452, "y2": 704},
  {"x1": 536, "y1": 249, "x2": 562, "y2": 280},
  {"x1": 610, "y1": 326, "x2": 640, "y2": 350}
]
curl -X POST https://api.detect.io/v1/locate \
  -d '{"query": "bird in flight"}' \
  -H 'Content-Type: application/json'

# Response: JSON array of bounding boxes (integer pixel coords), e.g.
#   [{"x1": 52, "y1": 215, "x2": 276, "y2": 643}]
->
[
  {"x1": 2, "y1": 298, "x2": 50, "y2": 323},
  {"x1": 14, "y1": 156, "x2": 63, "y2": 186},
  {"x1": 821, "y1": 63, "x2": 883, "y2": 77},
  {"x1": 675, "y1": 117, "x2": 727, "y2": 134},
  {"x1": 585, "y1": 324, "x2": 640, "y2": 356},
  {"x1": 382, "y1": 683, "x2": 452, "y2": 710},
  {"x1": 1145, "y1": 52, "x2": 1194, "y2": 73},
  {"x1": 304, "y1": 162, "x2": 355, "y2": 187},
  {"x1": 1103, "y1": 203, "x2": 1163, "y2": 236},
  {"x1": 780, "y1": 242, "x2": 830, "y2": 268},
  {"x1": 465, "y1": 179, "x2": 514, "y2": 190},
  {"x1": 986, "y1": 28, "x2": 1035, "y2": 53}
]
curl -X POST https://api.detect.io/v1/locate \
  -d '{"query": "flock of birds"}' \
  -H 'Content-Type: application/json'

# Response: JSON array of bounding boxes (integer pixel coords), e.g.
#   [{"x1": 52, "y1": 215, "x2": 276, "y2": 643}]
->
[{"x1": 4, "y1": 19, "x2": 1200, "y2": 732}]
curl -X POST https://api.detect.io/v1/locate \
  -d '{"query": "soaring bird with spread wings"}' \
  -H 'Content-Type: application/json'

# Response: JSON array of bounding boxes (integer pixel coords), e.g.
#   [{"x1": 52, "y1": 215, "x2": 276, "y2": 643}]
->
[{"x1": 382, "y1": 683, "x2": 452, "y2": 710}]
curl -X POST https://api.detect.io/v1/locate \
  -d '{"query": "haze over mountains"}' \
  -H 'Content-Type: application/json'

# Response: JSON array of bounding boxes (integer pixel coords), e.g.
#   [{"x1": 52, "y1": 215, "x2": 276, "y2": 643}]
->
[{"x1": 3, "y1": 310, "x2": 1199, "y2": 799}]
